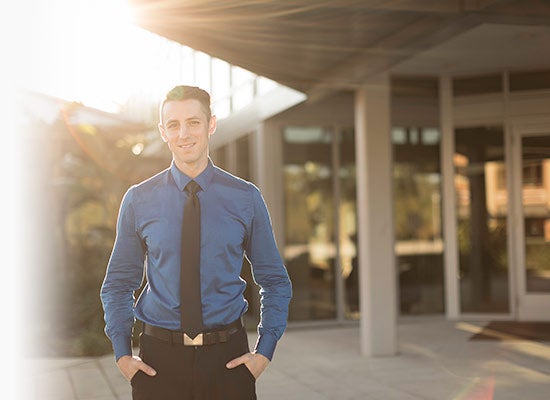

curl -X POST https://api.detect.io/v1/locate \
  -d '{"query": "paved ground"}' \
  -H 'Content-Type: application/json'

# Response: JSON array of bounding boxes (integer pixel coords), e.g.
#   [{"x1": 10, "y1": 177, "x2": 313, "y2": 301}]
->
[{"x1": 25, "y1": 319, "x2": 550, "y2": 399}]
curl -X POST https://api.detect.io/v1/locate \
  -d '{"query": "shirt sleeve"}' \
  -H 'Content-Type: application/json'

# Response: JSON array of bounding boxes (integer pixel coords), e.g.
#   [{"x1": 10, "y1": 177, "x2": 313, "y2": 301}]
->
[
  {"x1": 100, "y1": 187, "x2": 146, "y2": 361},
  {"x1": 245, "y1": 185, "x2": 292, "y2": 361}
]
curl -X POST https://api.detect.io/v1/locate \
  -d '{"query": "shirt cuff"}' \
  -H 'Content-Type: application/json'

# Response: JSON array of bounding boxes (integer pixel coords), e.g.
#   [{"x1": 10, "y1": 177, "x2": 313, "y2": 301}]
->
[
  {"x1": 253, "y1": 332, "x2": 278, "y2": 361},
  {"x1": 111, "y1": 334, "x2": 132, "y2": 361}
]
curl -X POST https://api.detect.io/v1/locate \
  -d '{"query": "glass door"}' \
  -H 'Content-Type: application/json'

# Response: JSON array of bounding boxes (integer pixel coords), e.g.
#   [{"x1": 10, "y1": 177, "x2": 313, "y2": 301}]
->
[
  {"x1": 282, "y1": 126, "x2": 359, "y2": 322},
  {"x1": 282, "y1": 127, "x2": 336, "y2": 321},
  {"x1": 513, "y1": 126, "x2": 550, "y2": 320},
  {"x1": 454, "y1": 126, "x2": 511, "y2": 314}
]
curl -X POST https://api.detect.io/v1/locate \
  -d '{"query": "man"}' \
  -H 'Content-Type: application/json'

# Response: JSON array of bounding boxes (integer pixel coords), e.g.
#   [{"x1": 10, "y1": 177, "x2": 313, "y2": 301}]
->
[{"x1": 101, "y1": 85, "x2": 292, "y2": 400}]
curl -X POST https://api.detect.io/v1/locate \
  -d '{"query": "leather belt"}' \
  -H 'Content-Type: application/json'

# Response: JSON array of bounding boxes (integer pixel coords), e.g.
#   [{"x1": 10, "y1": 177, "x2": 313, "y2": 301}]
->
[{"x1": 143, "y1": 318, "x2": 243, "y2": 346}]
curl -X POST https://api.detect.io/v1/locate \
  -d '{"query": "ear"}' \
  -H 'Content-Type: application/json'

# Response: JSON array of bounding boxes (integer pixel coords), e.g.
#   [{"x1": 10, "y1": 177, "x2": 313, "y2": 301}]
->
[
  {"x1": 158, "y1": 122, "x2": 168, "y2": 143},
  {"x1": 208, "y1": 115, "x2": 217, "y2": 137}
]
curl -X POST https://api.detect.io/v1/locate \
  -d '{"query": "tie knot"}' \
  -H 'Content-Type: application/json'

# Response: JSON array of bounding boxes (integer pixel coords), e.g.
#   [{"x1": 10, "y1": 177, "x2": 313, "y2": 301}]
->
[{"x1": 185, "y1": 180, "x2": 200, "y2": 195}]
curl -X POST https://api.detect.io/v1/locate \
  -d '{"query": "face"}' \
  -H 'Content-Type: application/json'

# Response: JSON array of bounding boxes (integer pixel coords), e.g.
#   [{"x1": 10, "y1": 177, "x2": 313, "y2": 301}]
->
[{"x1": 158, "y1": 99, "x2": 216, "y2": 177}]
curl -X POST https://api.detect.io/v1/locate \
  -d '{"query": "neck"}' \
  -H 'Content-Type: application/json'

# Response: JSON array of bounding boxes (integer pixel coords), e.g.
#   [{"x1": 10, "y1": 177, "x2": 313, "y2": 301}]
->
[{"x1": 174, "y1": 158, "x2": 209, "y2": 179}]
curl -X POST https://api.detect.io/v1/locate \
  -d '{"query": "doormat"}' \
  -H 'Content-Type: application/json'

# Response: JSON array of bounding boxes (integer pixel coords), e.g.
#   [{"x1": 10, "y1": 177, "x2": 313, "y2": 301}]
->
[{"x1": 469, "y1": 321, "x2": 550, "y2": 342}]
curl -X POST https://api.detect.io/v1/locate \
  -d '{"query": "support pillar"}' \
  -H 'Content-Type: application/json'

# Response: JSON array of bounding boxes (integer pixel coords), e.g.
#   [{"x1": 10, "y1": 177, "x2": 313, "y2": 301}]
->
[
  {"x1": 354, "y1": 74, "x2": 397, "y2": 356},
  {"x1": 439, "y1": 76, "x2": 459, "y2": 319}
]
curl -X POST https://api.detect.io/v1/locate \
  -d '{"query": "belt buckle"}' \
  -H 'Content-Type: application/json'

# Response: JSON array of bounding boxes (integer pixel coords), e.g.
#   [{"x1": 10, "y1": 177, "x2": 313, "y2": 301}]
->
[{"x1": 183, "y1": 333, "x2": 203, "y2": 346}]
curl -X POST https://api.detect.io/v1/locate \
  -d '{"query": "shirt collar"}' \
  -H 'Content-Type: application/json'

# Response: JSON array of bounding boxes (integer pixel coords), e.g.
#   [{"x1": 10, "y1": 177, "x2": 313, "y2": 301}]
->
[{"x1": 170, "y1": 159, "x2": 215, "y2": 192}]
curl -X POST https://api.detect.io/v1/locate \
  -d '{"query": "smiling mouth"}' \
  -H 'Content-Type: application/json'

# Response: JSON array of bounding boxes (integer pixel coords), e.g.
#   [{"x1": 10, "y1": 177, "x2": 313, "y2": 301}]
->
[{"x1": 179, "y1": 143, "x2": 195, "y2": 149}]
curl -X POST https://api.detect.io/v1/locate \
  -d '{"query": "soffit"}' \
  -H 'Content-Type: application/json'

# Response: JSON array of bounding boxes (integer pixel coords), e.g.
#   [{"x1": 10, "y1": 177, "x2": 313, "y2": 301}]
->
[
  {"x1": 128, "y1": 0, "x2": 550, "y2": 100},
  {"x1": 392, "y1": 23, "x2": 550, "y2": 76}
]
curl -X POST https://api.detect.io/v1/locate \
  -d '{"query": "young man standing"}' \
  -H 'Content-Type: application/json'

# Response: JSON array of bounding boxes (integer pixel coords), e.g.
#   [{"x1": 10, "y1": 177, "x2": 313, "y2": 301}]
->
[{"x1": 101, "y1": 85, "x2": 292, "y2": 399}]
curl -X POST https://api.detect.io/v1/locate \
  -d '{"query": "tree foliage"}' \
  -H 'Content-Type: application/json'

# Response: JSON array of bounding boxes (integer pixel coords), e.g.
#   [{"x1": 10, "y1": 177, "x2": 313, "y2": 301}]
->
[{"x1": 23, "y1": 95, "x2": 168, "y2": 356}]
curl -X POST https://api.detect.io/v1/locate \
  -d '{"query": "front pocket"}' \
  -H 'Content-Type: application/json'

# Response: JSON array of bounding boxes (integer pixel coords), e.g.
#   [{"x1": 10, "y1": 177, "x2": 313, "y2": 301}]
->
[
  {"x1": 239, "y1": 364, "x2": 256, "y2": 382},
  {"x1": 130, "y1": 370, "x2": 144, "y2": 386}
]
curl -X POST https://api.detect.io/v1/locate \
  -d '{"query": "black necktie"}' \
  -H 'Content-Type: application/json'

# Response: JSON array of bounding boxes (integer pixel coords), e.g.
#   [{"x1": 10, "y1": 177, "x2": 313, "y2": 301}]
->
[{"x1": 181, "y1": 180, "x2": 203, "y2": 338}]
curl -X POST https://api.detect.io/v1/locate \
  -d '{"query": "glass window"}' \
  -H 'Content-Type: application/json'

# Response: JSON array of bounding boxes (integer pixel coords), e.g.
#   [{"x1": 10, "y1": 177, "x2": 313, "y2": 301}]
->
[
  {"x1": 180, "y1": 48, "x2": 196, "y2": 86},
  {"x1": 422, "y1": 128, "x2": 440, "y2": 145},
  {"x1": 283, "y1": 127, "x2": 336, "y2": 320},
  {"x1": 521, "y1": 135, "x2": 550, "y2": 293},
  {"x1": 393, "y1": 127, "x2": 445, "y2": 314},
  {"x1": 340, "y1": 128, "x2": 358, "y2": 318},
  {"x1": 211, "y1": 58, "x2": 231, "y2": 119},
  {"x1": 392, "y1": 127, "x2": 407, "y2": 144},
  {"x1": 284, "y1": 126, "x2": 330, "y2": 144},
  {"x1": 522, "y1": 163, "x2": 543, "y2": 187},
  {"x1": 231, "y1": 66, "x2": 255, "y2": 111},
  {"x1": 408, "y1": 127, "x2": 419, "y2": 144},
  {"x1": 195, "y1": 51, "x2": 211, "y2": 93}
]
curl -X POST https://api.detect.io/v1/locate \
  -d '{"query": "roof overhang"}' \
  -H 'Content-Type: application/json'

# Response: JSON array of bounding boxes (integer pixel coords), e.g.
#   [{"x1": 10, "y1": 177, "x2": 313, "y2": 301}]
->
[
  {"x1": 211, "y1": 84, "x2": 306, "y2": 149},
  {"x1": 128, "y1": 0, "x2": 550, "y2": 103}
]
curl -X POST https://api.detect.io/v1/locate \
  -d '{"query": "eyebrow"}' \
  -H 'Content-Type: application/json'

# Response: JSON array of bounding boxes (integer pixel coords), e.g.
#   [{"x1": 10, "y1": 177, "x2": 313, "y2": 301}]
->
[{"x1": 165, "y1": 116, "x2": 202, "y2": 125}]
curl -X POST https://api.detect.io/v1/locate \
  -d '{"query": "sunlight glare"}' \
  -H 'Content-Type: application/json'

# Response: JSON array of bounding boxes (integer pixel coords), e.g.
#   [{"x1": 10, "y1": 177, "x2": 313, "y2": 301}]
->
[{"x1": 28, "y1": 0, "x2": 145, "y2": 113}]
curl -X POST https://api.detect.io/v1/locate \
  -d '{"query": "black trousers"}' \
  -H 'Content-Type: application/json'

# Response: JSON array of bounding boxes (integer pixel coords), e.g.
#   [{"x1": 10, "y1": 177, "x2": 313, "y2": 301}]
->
[{"x1": 131, "y1": 326, "x2": 257, "y2": 400}]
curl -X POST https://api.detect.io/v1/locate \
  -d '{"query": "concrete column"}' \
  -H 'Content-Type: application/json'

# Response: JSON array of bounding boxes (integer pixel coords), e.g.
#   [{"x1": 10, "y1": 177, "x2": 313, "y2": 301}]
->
[
  {"x1": 251, "y1": 125, "x2": 267, "y2": 186},
  {"x1": 354, "y1": 74, "x2": 397, "y2": 356},
  {"x1": 439, "y1": 75, "x2": 459, "y2": 319},
  {"x1": 251, "y1": 123, "x2": 285, "y2": 248},
  {"x1": 249, "y1": 123, "x2": 283, "y2": 321},
  {"x1": 224, "y1": 141, "x2": 238, "y2": 175}
]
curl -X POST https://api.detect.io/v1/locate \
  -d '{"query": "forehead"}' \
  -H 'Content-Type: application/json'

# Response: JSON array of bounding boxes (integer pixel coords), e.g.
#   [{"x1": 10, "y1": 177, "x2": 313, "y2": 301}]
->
[{"x1": 162, "y1": 99, "x2": 207, "y2": 121}]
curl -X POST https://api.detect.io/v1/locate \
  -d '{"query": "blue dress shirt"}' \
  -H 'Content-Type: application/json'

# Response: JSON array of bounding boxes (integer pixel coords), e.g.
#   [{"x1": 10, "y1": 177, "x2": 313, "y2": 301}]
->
[{"x1": 101, "y1": 160, "x2": 292, "y2": 361}]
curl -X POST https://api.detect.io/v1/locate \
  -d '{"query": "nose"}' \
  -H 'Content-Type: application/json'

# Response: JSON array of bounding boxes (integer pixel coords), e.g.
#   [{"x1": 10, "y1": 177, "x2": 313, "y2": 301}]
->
[{"x1": 177, "y1": 126, "x2": 189, "y2": 139}]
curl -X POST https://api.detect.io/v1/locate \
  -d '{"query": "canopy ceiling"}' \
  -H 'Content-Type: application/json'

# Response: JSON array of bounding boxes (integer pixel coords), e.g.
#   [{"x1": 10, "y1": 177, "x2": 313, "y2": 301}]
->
[{"x1": 128, "y1": 0, "x2": 550, "y2": 101}]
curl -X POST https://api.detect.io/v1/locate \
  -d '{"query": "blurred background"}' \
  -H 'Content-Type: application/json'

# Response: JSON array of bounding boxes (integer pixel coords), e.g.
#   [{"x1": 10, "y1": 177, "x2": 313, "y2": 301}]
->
[{"x1": 9, "y1": 0, "x2": 550, "y2": 371}]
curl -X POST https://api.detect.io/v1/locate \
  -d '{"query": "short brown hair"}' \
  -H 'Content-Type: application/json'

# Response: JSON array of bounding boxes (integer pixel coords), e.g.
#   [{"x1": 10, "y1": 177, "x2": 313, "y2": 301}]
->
[{"x1": 159, "y1": 85, "x2": 212, "y2": 124}]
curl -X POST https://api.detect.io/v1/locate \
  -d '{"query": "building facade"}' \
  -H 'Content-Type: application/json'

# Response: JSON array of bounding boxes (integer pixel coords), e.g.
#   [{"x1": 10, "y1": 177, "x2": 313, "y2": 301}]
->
[{"x1": 212, "y1": 69, "x2": 550, "y2": 348}]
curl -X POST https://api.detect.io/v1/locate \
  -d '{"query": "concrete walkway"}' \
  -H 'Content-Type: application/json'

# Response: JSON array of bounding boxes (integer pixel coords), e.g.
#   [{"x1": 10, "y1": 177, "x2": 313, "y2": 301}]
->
[{"x1": 25, "y1": 319, "x2": 550, "y2": 399}]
